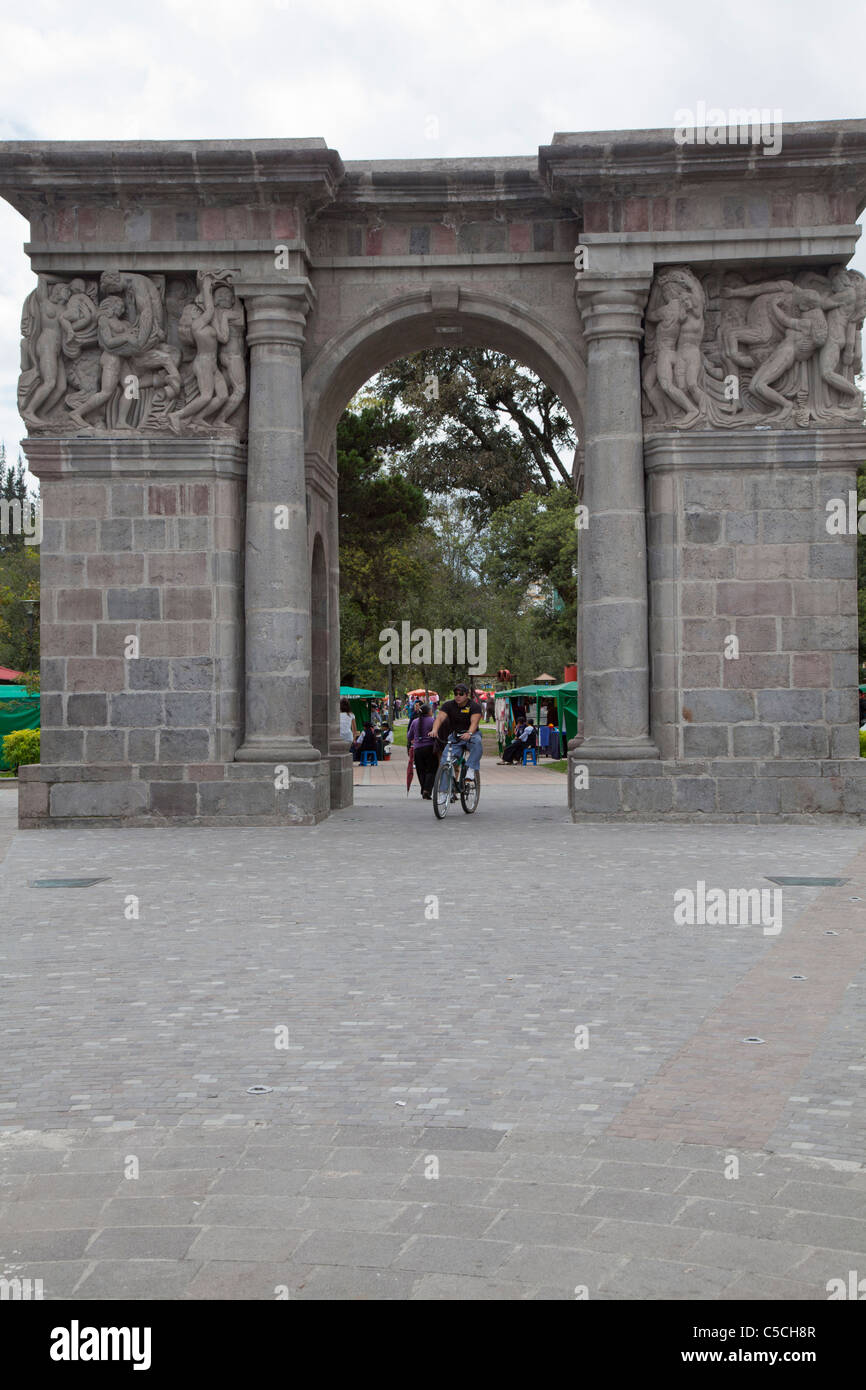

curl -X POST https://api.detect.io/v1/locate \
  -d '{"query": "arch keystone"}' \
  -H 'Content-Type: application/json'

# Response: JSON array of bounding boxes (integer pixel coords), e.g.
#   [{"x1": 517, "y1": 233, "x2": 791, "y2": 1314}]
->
[{"x1": 430, "y1": 284, "x2": 460, "y2": 313}]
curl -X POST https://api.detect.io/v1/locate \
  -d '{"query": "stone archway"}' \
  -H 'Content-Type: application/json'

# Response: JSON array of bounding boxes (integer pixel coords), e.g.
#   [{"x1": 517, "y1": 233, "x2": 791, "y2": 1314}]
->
[
  {"x1": 304, "y1": 290, "x2": 587, "y2": 805},
  {"x1": 2, "y1": 124, "x2": 866, "y2": 826},
  {"x1": 302, "y1": 286, "x2": 586, "y2": 459}
]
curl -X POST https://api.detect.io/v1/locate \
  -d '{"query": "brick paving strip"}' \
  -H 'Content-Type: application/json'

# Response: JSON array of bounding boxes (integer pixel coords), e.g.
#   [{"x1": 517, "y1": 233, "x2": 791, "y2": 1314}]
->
[
  {"x1": 609, "y1": 845, "x2": 866, "y2": 1147},
  {"x1": 1, "y1": 1123, "x2": 865, "y2": 1300}
]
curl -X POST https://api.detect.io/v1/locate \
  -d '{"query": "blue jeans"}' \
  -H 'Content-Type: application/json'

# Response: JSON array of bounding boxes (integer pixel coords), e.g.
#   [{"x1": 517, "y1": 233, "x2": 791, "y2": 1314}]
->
[{"x1": 446, "y1": 731, "x2": 482, "y2": 772}]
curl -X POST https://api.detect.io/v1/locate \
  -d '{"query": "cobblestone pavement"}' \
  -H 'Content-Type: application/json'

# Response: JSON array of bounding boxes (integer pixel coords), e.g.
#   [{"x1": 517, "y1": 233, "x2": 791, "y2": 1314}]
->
[
  {"x1": 354, "y1": 742, "x2": 559, "y2": 788},
  {"x1": 1, "y1": 780, "x2": 865, "y2": 1300}
]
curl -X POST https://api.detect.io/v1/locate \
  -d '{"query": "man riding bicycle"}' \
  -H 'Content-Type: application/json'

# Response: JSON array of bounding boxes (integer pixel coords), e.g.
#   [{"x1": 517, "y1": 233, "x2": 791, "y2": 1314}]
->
[{"x1": 430, "y1": 681, "x2": 483, "y2": 783}]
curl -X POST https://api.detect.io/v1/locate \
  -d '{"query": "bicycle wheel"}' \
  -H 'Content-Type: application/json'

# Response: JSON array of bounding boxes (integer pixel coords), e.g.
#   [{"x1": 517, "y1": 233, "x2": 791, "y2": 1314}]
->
[
  {"x1": 432, "y1": 760, "x2": 453, "y2": 819},
  {"x1": 460, "y1": 768, "x2": 481, "y2": 814}
]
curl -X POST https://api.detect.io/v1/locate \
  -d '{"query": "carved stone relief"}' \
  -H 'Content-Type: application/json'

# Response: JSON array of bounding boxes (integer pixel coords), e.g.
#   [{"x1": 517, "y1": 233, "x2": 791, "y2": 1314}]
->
[
  {"x1": 641, "y1": 264, "x2": 866, "y2": 430},
  {"x1": 19, "y1": 269, "x2": 247, "y2": 436}
]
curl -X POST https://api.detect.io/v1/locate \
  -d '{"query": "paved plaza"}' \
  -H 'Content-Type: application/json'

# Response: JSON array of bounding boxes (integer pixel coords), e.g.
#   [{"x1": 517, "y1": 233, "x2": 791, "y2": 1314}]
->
[{"x1": 1, "y1": 776, "x2": 865, "y2": 1300}]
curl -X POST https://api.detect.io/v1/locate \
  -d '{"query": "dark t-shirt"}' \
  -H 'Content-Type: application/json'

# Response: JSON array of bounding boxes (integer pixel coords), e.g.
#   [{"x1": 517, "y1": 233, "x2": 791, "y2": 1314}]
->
[{"x1": 440, "y1": 698, "x2": 482, "y2": 735}]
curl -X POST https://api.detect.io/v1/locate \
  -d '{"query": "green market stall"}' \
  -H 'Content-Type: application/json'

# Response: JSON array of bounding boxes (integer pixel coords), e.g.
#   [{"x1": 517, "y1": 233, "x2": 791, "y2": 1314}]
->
[
  {"x1": 551, "y1": 682, "x2": 579, "y2": 744},
  {"x1": 0, "y1": 687, "x2": 40, "y2": 770},
  {"x1": 339, "y1": 685, "x2": 385, "y2": 730},
  {"x1": 497, "y1": 681, "x2": 578, "y2": 756}
]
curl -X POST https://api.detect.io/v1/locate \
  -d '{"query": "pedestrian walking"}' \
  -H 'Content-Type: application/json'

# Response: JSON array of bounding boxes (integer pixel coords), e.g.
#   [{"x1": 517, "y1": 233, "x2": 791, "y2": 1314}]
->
[
  {"x1": 339, "y1": 697, "x2": 357, "y2": 749},
  {"x1": 407, "y1": 701, "x2": 438, "y2": 799}
]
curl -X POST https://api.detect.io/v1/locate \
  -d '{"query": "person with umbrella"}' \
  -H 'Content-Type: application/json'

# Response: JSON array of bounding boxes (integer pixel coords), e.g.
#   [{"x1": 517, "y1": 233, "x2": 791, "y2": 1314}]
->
[{"x1": 407, "y1": 701, "x2": 437, "y2": 799}]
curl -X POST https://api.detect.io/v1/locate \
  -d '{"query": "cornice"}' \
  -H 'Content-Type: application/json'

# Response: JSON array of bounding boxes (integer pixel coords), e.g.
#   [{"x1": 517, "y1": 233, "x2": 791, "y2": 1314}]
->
[
  {"x1": 22, "y1": 436, "x2": 247, "y2": 479},
  {"x1": 0, "y1": 140, "x2": 345, "y2": 215},
  {"x1": 644, "y1": 427, "x2": 866, "y2": 472},
  {"x1": 329, "y1": 158, "x2": 552, "y2": 216},
  {"x1": 541, "y1": 120, "x2": 866, "y2": 206}
]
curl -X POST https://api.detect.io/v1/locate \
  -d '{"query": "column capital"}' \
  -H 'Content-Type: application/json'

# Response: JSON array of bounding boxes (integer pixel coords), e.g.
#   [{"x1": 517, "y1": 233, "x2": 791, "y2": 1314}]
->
[
  {"x1": 575, "y1": 273, "x2": 652, "y2": 343},
  {"x1": 234, "y1": 277, "x2": 316, "y2": 349}
]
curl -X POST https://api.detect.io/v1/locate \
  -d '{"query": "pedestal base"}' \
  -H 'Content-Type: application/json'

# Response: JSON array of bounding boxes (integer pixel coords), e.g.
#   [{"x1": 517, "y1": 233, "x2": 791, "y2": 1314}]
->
[
  {"x1": 18, "y1": 760, "x2": 331, "y2": 828},
  {"x1": 328, "y1": 748, "x2": 354, "y2": 810},
  {"x1": 568, "y1": 753, "x2": 866, "y2": 822}
]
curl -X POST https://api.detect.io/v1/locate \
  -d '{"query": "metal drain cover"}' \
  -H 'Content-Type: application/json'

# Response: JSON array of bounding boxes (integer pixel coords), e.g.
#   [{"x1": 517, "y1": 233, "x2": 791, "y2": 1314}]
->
[
  {"x1": 766, "y1": 876, "x2": 849, "y2": 887},
  {"x1": 246, "y1": 1085, "x2": 273, "y2": 1095},
  {"x1": 30, "y1": 877, "x2": 110, "y2": 888}
]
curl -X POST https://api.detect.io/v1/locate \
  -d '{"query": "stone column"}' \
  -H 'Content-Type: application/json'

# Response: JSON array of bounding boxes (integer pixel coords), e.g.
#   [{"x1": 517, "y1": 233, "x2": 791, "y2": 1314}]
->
[
  {"x1": 327, "y1": 438, "x2": 353, "y2": 808},
  {"x1": 575, "y1": 275, "x2": 658, "y2": 759},
  {"x1": 234, "y1": 280, "x2": 320, "y2": 763}
]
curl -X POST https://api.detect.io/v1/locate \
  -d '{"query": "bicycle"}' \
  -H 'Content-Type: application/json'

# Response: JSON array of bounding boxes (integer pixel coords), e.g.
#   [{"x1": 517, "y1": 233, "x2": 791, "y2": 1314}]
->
[{"x1": 432, "y1": 735, "x2": 481, "y2": 819}]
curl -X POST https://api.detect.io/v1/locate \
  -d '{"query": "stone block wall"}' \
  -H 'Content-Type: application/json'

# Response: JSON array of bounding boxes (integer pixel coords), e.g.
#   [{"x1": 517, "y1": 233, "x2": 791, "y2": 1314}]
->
[
  {"x1": 568, "y1": 426, "x2": 866, "y2": 824},
  {"x1": 21, "y1": 438, "x2": 332, "y2": 827},
  {"x1": 27, "y1": 438, "x2": 245, "y2": 767},
  {"x1": 646, "y1": 430, "x2": 864, "y2": 766},
  {"x1": 16, "y1": 439, "x2": 328, "y2": 826}
]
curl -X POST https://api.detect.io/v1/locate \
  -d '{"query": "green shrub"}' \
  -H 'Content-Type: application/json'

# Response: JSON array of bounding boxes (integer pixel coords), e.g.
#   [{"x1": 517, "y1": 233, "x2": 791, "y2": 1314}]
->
[
  {"x1": 860, "y1": 728, "x2": 866, "y2": 758},
  {"x1": 1, "y1": 728, "x2": 40, "y2": 772}
]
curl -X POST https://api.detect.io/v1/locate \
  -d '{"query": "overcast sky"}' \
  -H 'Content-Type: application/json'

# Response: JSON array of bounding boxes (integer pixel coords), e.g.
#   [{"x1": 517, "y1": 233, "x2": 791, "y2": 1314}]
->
[{"x1": 0, "y1": 0, "x2": 864, "y2": 466}]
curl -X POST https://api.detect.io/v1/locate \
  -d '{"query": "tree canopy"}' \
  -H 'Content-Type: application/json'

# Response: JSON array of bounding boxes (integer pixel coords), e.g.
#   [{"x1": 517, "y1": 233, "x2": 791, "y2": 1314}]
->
[
  {"x1": 337, "y1": 352, "x2": 578, "y2": 694},
  {"x1": 0, "y1": 446, "x2": 40, "y2": 682},
  {"x1": 375, "y1": 348, "x2": 576, "y2": 524},
  {"x1": 337, "y1": 399, "x2": 432, "y2": 688}
]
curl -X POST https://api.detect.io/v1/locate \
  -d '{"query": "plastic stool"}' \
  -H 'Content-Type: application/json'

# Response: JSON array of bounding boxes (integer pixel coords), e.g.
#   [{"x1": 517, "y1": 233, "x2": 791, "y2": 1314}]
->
[
  {"x1": 521, "y1": 746, "x2": 538, "y2": 766},
  {"x1": 361, "y1": 751, "x2": 378, "y2": 766}
]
